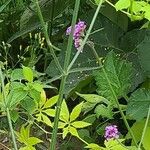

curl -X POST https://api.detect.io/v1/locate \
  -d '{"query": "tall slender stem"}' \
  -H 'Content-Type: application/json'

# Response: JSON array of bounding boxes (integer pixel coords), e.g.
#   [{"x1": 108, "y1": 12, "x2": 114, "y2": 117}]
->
[
  {"x1": 0, "y1": 68, "x2": 18, "y2": 150},
  {"x1": 88, "y1": 44, "x2": 138, "y2": 147},
  {"x1": 138, "y1": 106, "x2": 150, "y2": 150},
  {"x1": 34, "y1": 0, "x2": 63, "y2": 74}
]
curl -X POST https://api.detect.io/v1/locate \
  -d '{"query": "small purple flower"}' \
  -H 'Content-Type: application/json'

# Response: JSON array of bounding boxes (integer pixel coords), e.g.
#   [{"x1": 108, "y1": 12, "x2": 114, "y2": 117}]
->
[
  {"x1": 104, "y1": 125, "x2": 119, "y2": 140},
  {"x1": 66, "y1": 20, "x2": 86, "y2": 49}
]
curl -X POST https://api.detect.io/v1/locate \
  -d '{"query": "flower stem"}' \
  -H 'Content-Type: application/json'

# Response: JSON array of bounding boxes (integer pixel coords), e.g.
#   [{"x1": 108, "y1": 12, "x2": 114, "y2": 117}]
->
[
  {"x1": 34, "y1": 0, "x2": 63, "y2": 74},
  {"x1": 88, "y1": 44, "x2": 138, "y2": 147},
  {"x1": 0, "y1": 67, "x2": 18, "y2": 150}
]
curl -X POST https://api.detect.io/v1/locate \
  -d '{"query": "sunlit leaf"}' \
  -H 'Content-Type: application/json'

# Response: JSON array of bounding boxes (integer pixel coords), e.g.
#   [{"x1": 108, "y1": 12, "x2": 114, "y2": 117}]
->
[
  {"x1": 70, "y1": 102, "x2": 83, "y2": 122},
  {"x1": 71, "y1": 121, "x2": 91, "y2": 128}
]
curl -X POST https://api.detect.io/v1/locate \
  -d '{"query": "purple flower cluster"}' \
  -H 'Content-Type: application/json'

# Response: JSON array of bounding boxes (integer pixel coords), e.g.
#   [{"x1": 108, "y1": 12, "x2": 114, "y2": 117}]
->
[
  {"x1": 104, "y1": 125, "x2": 119, "y2": 140},
  {"x1": 66, "y1": 21, "x2": 86, "y2": 49}
]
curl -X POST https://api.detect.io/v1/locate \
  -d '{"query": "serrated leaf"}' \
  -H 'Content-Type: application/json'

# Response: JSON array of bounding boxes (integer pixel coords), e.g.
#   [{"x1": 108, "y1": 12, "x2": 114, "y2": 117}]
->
[
  {"x1": 115, "y1": 0, "x2": 131, "y2": 11},
  {"x1": 70, "y1": 102, "x2": 83, "y2": 122},
  {"x1": 27, "y1": 137, "x2": 42, "y2": 146},
  {"x1": 94, "y1": 51, "x2": 133, "y2": 103},
  {"x1": 127, "y1": 88, "x2": 150, "y2": 121},
  {"x1": 43, "y1": 95, "x2": 58, "y2": 108},
  {"x1": 137, "y1": 32, "x2": 150, "y2": 77},
  {"x1": 69, "y1": 126, "x2": 79, "y2": 137},
  {"x1": 60, "y1": 100, "x2": 69, "y2": 122},
  {"x1": 71, "y1": 121, "x2": 91, "y2": 128},
  {"x1": 23, "y1": 66, "x2": 33, "y2": 82},
  {"x1": 94, "y1": 104, "x2": 113, "y2": 119},
  {"x1": 41, "y1": 114, "x2": 52, "y2": 127}
]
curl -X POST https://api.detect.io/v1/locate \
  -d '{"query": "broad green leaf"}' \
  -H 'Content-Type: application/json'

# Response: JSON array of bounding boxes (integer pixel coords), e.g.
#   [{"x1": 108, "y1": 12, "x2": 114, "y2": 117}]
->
[
  {"x1": 127, "y1": 88, "x2": 150, "y2": 121},
  {"x1": 60, "y1": 100, "x2": 69, "y2": 122},
  {"x1": 42, "y1": 109, "x2": 55, "y2": 117},
  {"x1": 63, "y1": 127, "x2": 69, "y2": 139},
  {"x1": 6, "y1": 89, "x2": 28, "y2": 109},
  {"x1": 126, "y1": 120, "x2": 150, "y2": 146},
  {"x1": 11, "y1": 69, "x2": 24, "y2": 81},
  {"x1": 71, "y1": 121, "x2": 91, "y2": 128},
  {"x1": 32, "y1": 82, "x2": 43, "y2": 92},
  {"x1": 10, "y1": 110, "x2": 19, "y2": 123},
  {"x1": 41, "y1": 114, "x2": 52, "y2": 127},
  {"x1": 94, "y1": 51, "x2": 133, "y2": 103},
  {"x1": 76, "y1": 93, "x2": 108, "y2": 104},
  {"x1": 69, "y1": 127, "x2": 79, "y2": 137},
  {"x1": 27, "y1": 137, "x2": 42, "y2": 146},
  {"x1": 115, "y1": 0, "x2": 131, "y2": 11},
  {"x1": 137, "y1": 32, "x2": 150, "y2": 77},
  {"x1": 23, "y1": 66, "x2": 33, "y2": 82},
  {"x1": 105, "y1": 139, "x2": 127, "y2": 150},
  {"x1": 43, "y1": 95, "x2": 58, "y2": 108},
  {"x1": 21, "y1": 97, "x2": 37, "y2": 114},
  {"x1": 94, "y1": 104, "x2": 113, "y2": 119},
  {"x1": 70, "y1": 102, "x2": 83, "y2": 122},
  {"x1": 143, "y1": 127, "x2": 150, "y2": 150}
]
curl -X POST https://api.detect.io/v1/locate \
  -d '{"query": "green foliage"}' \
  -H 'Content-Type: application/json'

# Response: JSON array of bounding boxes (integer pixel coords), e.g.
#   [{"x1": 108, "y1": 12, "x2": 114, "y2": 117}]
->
[
  {"x1": 58, "y1": 100, "x2": 91, "y2": 139},
  {"x1": 115, "y1": 0, "x2": 131, "y2": 11},
  {"x1": 126, "y1": 120, "x2": 150, "y2": 149},
  {"x1": 16, "y1": 125, "x2": 42, "y2": 150},
  {"x1": 127, "y1": 88, "x2": 150, "y2": 121},
  {"x1": 94, "y1": 51, "x2": 133, "y2": 104}
]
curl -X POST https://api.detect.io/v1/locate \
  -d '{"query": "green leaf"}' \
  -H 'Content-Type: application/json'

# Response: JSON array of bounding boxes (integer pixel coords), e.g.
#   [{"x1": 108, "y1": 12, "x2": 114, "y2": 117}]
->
[
  {"x1": 143, "y1": 5, "x2": 150, "y2": 21},
  {"x1": 60, "y1": 100, "x2": 69, "y2": 122},
  {"x1": 11, "y1": 69, "x2": 24, "y2": 81},
  {"x1": 63, "y1": 127, "x2": 69, "y2": 139},
  {"x1": 43, "y1": 95, "x2": 58, "y2": 108},
  {"x1": 76, "y1": 93, "x2": 108, "y2": 104},
  {"x1": 27, "y1": 137, "x2": 42, "y2": 146},
  {"x1": 126, "y1": 120, "x2": 150, "y2": 146},
  {"x1": 115, "y1": 0, "x2": 131, "y2": 11},
  {"x1": 42, "y1": 108, "x2": 55, "y2": 117},
  {"x1": 58, "y1": 122, "x2": 67, "y2": 129},
  {"x1": 70, "y1": 102, "x2": 83, "y2": 122},
  {"x1": 0, "y1": 0, "x2": 11, "y2": 13},
  {"x1": 69, "y1": 127, "x2": 79, "y2": 137},
  {"x1": 71, "y1": 121, "x2": 91, "y2": 128},
  {"x1": 41, "y1": 114, "x2": 52, "y2": 127},
  {"x1": 10, "y1": 110, "x2": 19, "y2": 123},
  {"x1": 94, "y1": 104, "x2": 113, "y2": 119},
  {"x1": 94, "y1": 51, "x2": 133, "y2": 103},
  {"x1": 143, "y1": 127, "x2": 150, "y2": 150},
  {"x1": 85, "y1": 143, "x2": 102, "y2": 150},
  {"x1": 32, "y1": 82, "x2": 43, "y2": 92},
  {"x1": 127, "y1": 88, "x2": 150, "y2": 121},
  {"x1": 137, "y1": 32, "x2": 150, "y2": 77},
  {"x1": 23, "y1": 66, "x2": 33, "y2": 82}
]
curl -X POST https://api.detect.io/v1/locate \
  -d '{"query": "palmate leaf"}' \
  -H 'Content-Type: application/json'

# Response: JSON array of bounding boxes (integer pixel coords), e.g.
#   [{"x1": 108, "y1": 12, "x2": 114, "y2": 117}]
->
[
  {"x1": 94, "y1": 51, "x2": 133, "y2": 103},
  {"x1": 127, "y1": 88, "x2": 150, "y2": 121}
]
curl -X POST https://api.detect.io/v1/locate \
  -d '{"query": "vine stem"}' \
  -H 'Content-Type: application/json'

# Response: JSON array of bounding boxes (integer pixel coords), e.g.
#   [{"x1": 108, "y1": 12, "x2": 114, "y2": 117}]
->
[
  {"x1": 138, "y1": 106, "x2": 150, "y2": 150},
  {"x1": 34, "y1": 0, "x2": 63, "y2": 74},
  {"x1": 88, "y1": 43, "x2": 138, "y2": 147},
  {"x1": 0, "y1": 67, "x2": 18, "y2": 150}
]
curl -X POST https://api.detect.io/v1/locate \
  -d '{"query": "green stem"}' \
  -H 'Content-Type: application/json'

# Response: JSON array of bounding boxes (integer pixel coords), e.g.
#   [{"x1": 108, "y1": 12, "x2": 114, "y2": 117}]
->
[
  {"x1": 67, "y1": 0, "x2": 103, "y2": 72},
  {"x1": 50, "y1": 75, "x2": 67, "y2": 150},
  {"x1": 0, "y1": 68, "x2": 18, "y2": 150},
  {"x1": 34, "y1": 0, "x2": 63, "y2": 74},
  {"x1": 50, "y1": 0, "x2": 81, "y2": 148},
  {"x1": 88, "y1": 44, "x2": 138, "y2": 147},
  {"x1": 138, "y1": 106, "x2": 150, "y2": 150}
]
